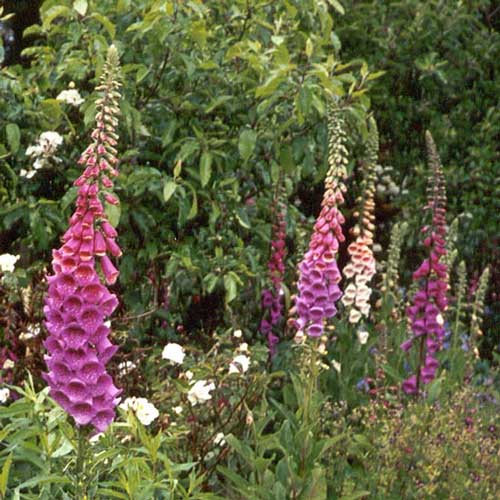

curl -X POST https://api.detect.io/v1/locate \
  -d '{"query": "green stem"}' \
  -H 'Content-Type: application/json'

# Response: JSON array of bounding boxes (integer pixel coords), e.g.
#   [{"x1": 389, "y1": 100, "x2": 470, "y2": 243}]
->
[{"x1": 75, "y1": 427, "x2": 88, "y2": 499}]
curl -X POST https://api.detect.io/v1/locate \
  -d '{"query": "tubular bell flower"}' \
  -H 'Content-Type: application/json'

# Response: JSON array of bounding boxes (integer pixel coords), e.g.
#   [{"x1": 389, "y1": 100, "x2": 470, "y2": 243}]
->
[
  {"x1": 43, "y1": 46, "x2": 122, "y2": 432},
  {"x1": 260, "y1": 193, "x2": 287, "y2": 356},
  {"x1": 294, "y1": 107, "x2": 348, "y2": 337},
  {"x1": 342, "y1": 118, "x2": 378, "y2": 323},
  {"x1": 401, "y1": 131, "x2": 448, "y2": 395}
]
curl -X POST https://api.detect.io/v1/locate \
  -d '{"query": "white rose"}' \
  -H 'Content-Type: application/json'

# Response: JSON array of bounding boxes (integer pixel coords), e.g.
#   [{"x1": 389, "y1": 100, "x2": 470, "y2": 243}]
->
[
  {"x1": 0, "y1": 254, "x2": 20, "y2": 273},
  {"x1": 229, "y1": 354, "x2": 250, "y2": 375},
  {"x1": 162, "y1": 343, "x2": 185, "y2": 364},
  {"x1": 187, "y1": 380, "x2": 215, "y2": 406}
]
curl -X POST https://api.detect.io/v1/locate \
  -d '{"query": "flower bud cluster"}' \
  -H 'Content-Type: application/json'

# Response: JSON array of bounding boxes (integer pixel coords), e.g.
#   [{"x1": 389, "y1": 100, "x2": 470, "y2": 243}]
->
[
  {"x1": 342, "y1": 118, "x2": 378, "y2": 323},
  {"x1": 294, "y1": 109, "x2": 347, "y2": 337},
  {"x1": 43, "y1": 46, "x2": 122, "y2": 432},
  {"x1": 380, "y1": 221, "x2": 408, "y2": 298},
  {"x1": 401, "y1": 132, "x2": 448, "y2": 394},
  {"x1": 470, "y1": 266, "x2": 490, "y2": 356},
  {"x1": 260, "y1": 198, "x2": 287, "y2": 357}
]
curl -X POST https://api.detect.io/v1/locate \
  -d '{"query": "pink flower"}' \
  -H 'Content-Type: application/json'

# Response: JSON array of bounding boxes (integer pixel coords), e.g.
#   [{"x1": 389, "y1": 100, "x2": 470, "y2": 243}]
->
[{"x1": 43, "y1": 46, "x2": 122, "y2": 433}]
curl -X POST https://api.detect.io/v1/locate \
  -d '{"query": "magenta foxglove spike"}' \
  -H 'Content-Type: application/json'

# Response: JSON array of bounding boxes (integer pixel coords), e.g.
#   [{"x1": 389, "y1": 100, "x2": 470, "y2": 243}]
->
[
  {"x1": 43, "y1": 46, "x2": 122, "y2": 432},
  {"x1": 260, "y1": 198, "x2": 287, "y2": 357},
  {"x1": 294, "y1": 108, "x2": 348, "y2": 337},
  {"x1": 402, "y1": 131, "x2": 448, "y2": 395}
]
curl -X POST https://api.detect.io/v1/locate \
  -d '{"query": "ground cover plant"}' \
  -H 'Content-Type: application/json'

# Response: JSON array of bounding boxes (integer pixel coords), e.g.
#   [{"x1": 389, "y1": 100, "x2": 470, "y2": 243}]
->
[{"x1": 0, "y1": 1, "x2": 498, "y2": 499}]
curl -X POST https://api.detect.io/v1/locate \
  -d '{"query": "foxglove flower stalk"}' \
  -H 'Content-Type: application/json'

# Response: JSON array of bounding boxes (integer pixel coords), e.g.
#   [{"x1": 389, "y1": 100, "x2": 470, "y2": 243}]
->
[
  {"x1": 401, "y1": 131, "x2": 448, "y2": 395},
  {"x1": 260, "y1": 196, "x2": 287, "y2": 356},
  {"x1": 470, "y1": 265, "x2": 490, "y2": 358},
  {"x1": 43, "y1": 46, "x2": 122, "y2": 432},
  {"x1": 342, "y1": 118, "x2": 378, "y2": 323},
  {"x1": 294, "y1": 108, "x2": 347, "y2": 337}
]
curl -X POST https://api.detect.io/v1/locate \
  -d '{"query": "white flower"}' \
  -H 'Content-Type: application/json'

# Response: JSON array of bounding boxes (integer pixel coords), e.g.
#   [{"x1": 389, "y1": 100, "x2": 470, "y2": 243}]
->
[
  {"x1": 39, "y1": 131, "x2": 63, "y2": 149},
  {"x1": 19, "y1": 324, "x2": 41, "y2": 342},
  {"x1": 162, "y1": 343, "x2": 185, "y2": 364},
  {"x1": 89, "y1": 432, "x2": 104, "y2": 445},
  {"x1": 118, "y1": 361, "x2": 136, "y2": 375},
  {"x1": 356, "y1": 329, "x2": 369, "y2": 345},
  {"x1": 0, "y1": 254, "x2": 20, "y2": 273},
  {"x1": 238, "y1": 342, "x2": 248, "y2": 352},
  {"x1": 187, "y1": 380, "x2": 215, "y2": 406},
  {"x1": 26, "y1": 145, "x2": 42, "y2": 157},
  {"x1": 213, "y1": 432, "x2": 226, "y2": 446},
  {"x1": 229, "y1": 354, "x2": 250, "y2": 375},
  {"x1": 119, "y1": 397, "x2": 159, "y2": 426},
  {"x1": 0, "y1": 388, "x2": 10, "y2": 404},
  {"x1": 173, "y1": 405, "x2": 183, "y2": 415},
  {"x1": 185, "y1": 370, "x2": 194, "y2": 380},
  {"x1": 436, "y1": 313, "x2": 444, "y2": 326},
  {"x1": 233, "y1": 329, "x2": 242, "y2": 338},
  {"x1": 332, "y1": 360, "x2": 341, "y2": 373},
  {"x1": 348, "y1": 308, "x2": 362, "y2": 324},
  {"x1": 56, "y1": 88, "x2": 84, "y2": 106},
  {"x1": 2, "y1": 359, "x2": 15, "y2": 370},
  {"x1": 33, "y1": 158, "x2": 44, "y2": 170},
  {"x1": 294, "y1": 330, "x2": 305, "y2": 344}
]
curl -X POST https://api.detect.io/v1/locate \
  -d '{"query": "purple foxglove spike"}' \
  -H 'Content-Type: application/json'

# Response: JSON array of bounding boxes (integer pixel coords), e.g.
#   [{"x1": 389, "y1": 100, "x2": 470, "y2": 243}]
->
[
  {"x1": 260, "y1": 199, "x2": 287, "y2": 357},
  {"x1": 401, "y1": 131, "x2": 448, "y2": 394},
  {"x1": 43, "y1": 45, "x2": 122, "y2": 433}
]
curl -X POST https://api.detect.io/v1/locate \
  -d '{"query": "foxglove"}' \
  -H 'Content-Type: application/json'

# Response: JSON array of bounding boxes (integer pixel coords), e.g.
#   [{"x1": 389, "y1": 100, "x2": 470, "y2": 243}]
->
[
  {"x1": 260, "y1": 196, "x2": 287, "y2": 356},
  {"x1": 401, "y1": 131, "x2": 448, "y2": 394},
  {"x1": 43, "y1": 46, "x2": 122, "y2": 432},
  {"x1": 342, "y1": 118, "x2": 378, "y2": 323},
  {"x1": 294, "y1": 108, "x2": 347, "y2": 337}
]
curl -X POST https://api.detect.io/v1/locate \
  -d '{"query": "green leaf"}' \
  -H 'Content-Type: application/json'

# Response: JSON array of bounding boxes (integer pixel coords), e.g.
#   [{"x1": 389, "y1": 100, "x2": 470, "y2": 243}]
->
[
  {"x1": 0, "y1": 454, "x2": 12, "y2": 497},
  {"x1": 91, "y1": 13, "x2": 116, "y2": 39},
  {"x1": 42, "y1": 6, "x2": 71, "y2": 28},
  {"x1": 235, "y1": 208, "x2": 250, "y2": 229},
  {"x1": 238, "y1": 129, "x2": 257, "y2": 162},
  {"x1": 223, "y1": 274, "x2": 237, "y2": 303},
  {"x1": 339, "y1": 492, "x2": 371, "y2": 500},
  {"x1": 105, "y1": 202, "x2": 121, "y2": 227},
  {"x1": 163, "y1": 180, "x2": 177, "y2": 203},
  {"x1": 73, "y1": 0, "x2": 88, "y2": 16},
  {"x1": 199, "y1": 152, "x2": 212, "y2": 187},
  {"x1": 326, "y1": 0, "x2": 345, "y2": 15},
  {"x1": 6, "y1": 124, "x2": 20, "y2": 154}
]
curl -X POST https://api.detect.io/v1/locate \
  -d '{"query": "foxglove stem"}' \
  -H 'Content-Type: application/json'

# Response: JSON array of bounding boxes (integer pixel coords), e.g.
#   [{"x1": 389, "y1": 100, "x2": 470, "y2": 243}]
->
[
  {"x1": 293, "y1": 107, "x2": 347, "y2": 337},
  {"x1": 401, "y1": 131, "x2": 448, "y2": 395},
  {"x1": 43, "y1": 46, "x2": 123, "y2": 432}
]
